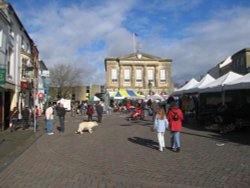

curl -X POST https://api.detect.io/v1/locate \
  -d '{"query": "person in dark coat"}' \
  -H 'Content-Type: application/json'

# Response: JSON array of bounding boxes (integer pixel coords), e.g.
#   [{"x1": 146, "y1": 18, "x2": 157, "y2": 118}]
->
[
  {"x1": 21, "y1": 106, "x2": 30, "y2": 130},
  {"x1": 57, "y1": 103, "x2": 66, "y2": 132},
  {"x1": 95, "y1": 101, "x2": 104, "y2": 123}
]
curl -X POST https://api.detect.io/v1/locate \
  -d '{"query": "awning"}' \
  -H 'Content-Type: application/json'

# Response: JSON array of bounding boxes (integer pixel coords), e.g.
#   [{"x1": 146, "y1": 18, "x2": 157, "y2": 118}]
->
[{"x1": 112, "y1": 89, "x2": 144, "y2": 99}]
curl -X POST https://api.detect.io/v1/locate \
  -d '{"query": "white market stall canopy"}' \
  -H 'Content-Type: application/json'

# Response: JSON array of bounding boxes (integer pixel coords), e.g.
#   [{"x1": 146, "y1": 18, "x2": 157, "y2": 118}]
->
[
  {"x1": 185, "y1": 74, "x2": 215, "y2": 93},
  {"x1": 224, "y1": 72, "x2": 250, "y2": 90},
  {"x1": 172, "y1": 78, "x2": 199, "y2": 95},
  {"x1": 146, "y1": 93, "x2": 164, "y2": 101},
  {"x1": 199, "y1": 71, "x2": 243, "y2": 93}
]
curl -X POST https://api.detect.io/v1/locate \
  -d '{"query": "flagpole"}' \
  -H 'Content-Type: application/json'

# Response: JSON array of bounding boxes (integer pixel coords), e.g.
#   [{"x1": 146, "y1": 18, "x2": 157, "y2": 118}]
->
[{"x1": 132, "y1": 33, "x2": 136, "y2": 53}]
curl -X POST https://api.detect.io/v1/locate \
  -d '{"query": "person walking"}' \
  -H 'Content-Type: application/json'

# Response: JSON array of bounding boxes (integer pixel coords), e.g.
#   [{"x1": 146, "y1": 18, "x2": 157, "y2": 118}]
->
[
  {"x1": 167, "y1": 101, "x2": 184, "y2": 152},
  {"x1": 106, "y1": 105, "x2": 112, "y2": 115},
  {"x1": 45, "y1": 103, "x2": 54, "y2": 135},
  {"x1": 153, "y1": 107, "x2": 169, "y2": 151},
  {"x1": 57, "y1": 103, "x2": 66, "y2": 133},
  {"x1": 95, "y1": 101, "x2": 104, "y2": 123},
  {"x1": 21, "y1": 106, "x2": 30, "y2": 130},
  {"x1": 86, "y1": 104, "x2": 94, "y2": 121},
  {"x1": 152, "y1": 100, "x2": 160, "y2": 121},
  {"x1": 9, "y1": 107, "x2": 19, "y2": 132}
]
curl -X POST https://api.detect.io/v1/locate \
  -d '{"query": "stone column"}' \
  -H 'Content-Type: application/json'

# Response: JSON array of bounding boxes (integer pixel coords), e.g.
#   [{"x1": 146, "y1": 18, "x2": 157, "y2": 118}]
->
[
  {"x1": 131, "y1": 65, "x2": 135, "y2": 88},
  {"x1": 143, "y1": 66, "x2": 147, "y2": 89},
  {"x1": 118, "y1": 66, "x2": 122, "y2": 90},
  {"x1": 155, "y1": 65, "x2": 160, "y2": 88}
]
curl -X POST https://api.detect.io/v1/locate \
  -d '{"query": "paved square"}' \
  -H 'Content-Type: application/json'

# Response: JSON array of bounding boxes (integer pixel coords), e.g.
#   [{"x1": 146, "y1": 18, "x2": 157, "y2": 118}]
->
[{"x1": 0, "y1": 112, "x2": 249, "y2": 188}]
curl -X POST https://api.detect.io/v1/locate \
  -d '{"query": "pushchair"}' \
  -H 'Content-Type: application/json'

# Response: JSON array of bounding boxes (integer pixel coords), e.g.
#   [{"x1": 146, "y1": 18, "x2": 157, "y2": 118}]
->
[{"x1": 127, "y1": 108, "x2": 144, "y2": 120}]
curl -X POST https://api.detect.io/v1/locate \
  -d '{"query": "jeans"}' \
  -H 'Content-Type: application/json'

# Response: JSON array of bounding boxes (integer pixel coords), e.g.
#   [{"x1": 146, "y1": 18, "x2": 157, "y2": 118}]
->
[
  {"x1": 107, "y1": 107, "x2": 112, "y2": 115},
  {"x1": 59, "y1": 116, "x2": 65, "y2": 132},
  {"x1": 46, "y1": 120, "x2": 53, "y2": 133},
  {"x1": 88, "y1": 115, "x2": 93, "y2": 121},
  {"x1": 157, "y1": 132, "x2": 165, "y2": 151},
  {"x1": 170, "y1": 131, "x2": 181, "y2": 149},
  {"x1": 22, "y1": 118, "x2": 29, "y2": 129},
  {"x1": 97, "y1": 114, "x2": 102, "y2": 123},
  {"x1": 11, "y1": 118, "x2": 18, "y2": 132}
]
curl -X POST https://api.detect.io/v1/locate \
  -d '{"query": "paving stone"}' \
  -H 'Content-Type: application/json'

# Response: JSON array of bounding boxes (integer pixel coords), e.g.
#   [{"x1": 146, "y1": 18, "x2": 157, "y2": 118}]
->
[{"x1": 0, "y1": 113, "x2": 250, "y2": 188}]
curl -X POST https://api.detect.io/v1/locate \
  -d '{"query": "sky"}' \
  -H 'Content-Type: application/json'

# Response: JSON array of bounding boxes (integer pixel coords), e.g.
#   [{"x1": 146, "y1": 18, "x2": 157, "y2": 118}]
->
[{"x1": 7, "y1": 0, "x2": 250, "y2": 86}]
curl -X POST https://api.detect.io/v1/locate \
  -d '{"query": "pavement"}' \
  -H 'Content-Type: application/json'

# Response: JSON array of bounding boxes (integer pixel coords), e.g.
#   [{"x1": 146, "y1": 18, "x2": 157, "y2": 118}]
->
[
  {"x1": 0, "y1": 112, "x2": 250, "y2": 188},
  {"x1": 0, "y1": 117, "x2": 45, "y2": 172}
]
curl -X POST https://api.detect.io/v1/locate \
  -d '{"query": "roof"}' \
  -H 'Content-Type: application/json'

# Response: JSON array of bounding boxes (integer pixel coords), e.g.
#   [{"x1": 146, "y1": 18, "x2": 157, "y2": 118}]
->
[
  {"x1": 219, "y1": 56, "x2": 232, "y2": 68},
  {"x1": 39, "y1": 60, "x2": 48, "y2": 70},
  {"x1": 4, "y1": 2, "x2": 33, "y2": 44},
  {"x1": 104, "y1": 51, "x2": 172, "y2": 71}
]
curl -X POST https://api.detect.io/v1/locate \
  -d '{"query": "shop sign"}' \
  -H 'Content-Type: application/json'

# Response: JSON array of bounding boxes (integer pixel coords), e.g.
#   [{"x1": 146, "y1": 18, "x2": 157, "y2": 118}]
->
[{"x1": 0, "y1": 68, "x2": 6, "y2": 84}]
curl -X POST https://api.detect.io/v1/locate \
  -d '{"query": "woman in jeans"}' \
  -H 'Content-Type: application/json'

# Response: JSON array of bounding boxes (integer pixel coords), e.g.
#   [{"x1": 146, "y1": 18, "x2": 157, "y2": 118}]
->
[
  {"x1": 45, "y1": 103, "x2": 54, "y2": 135},
  {"x1": 167, "y1": 101, "x2": 183, "y2": 152}
]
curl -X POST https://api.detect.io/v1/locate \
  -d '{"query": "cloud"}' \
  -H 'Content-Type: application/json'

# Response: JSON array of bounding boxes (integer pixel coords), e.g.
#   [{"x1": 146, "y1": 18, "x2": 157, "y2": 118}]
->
[
  {"x1": 22, "y1": 0, "x2": 135, "y2": 84},
  {"x1": 141, "y1": 6, "x2": 250, "y2": 84},
  {"x1": 9, "y1": 0, "x2": 250, "y2": 86}
]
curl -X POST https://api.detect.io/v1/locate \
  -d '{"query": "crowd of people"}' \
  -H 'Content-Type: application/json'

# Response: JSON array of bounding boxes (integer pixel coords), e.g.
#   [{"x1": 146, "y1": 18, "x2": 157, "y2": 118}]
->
[
  {"x1": 49, "y1": 97, "x2": 184, "y2": 153},
  {"x1": 108, "y1": 96, "x2": 184, "y2": 152},
  {"x1": 9, "y1": 105, "x2": 42, "y2": 132},
  {"x1": 9, "y1": 96, "x2": 185, "y2": 153},
  {"x1": 44, "y1": 100, "x2": 105, "y2": 135}
]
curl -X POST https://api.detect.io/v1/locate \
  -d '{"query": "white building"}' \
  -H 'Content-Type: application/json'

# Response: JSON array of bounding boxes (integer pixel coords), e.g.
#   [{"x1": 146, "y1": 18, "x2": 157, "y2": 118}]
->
[{"x1": 0, "y1": 1, "x2": 36, "y2": 130}]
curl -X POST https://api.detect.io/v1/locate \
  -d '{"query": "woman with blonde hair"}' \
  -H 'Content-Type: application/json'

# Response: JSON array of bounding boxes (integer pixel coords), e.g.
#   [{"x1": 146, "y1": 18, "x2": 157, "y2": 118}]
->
[{"x1": 153, "y1": 107, "x2": 169, "y2": 151}]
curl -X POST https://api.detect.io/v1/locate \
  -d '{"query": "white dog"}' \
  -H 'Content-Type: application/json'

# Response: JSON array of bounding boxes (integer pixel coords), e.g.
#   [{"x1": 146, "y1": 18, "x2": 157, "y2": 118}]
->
[{"x1": 75, "y1": 121, "x2": 98, "y2": 134}]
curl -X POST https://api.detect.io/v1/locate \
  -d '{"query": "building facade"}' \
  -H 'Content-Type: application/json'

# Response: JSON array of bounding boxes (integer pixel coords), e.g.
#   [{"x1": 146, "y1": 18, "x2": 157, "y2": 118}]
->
[
  {"x1": 208, "y1": 48, "x2": 250, "y2": 79},
  {"x1": 0, "y1": 2, "x2": 43, "y2": 130},
  {"x1": 37, "y1": 60, "x2": 50, "y2": 113},
  {"x1": 49, "y1": 84, "x2": 104, "y2": 102},
  {"x1": 105, "y1": 52, "x2": 173, "y2": 95}
]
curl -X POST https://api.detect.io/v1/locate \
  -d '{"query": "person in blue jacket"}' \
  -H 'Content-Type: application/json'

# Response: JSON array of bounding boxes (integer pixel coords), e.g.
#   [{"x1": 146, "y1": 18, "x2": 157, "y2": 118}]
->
[{"x1": 154, "y1": 107, "x2": 169, "y2": 151}]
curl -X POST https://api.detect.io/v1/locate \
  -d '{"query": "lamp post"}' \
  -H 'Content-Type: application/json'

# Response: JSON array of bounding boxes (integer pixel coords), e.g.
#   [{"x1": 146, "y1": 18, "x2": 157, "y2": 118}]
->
[{"x1": 148, "y1": 81, "x2": 152, "y2": 95}]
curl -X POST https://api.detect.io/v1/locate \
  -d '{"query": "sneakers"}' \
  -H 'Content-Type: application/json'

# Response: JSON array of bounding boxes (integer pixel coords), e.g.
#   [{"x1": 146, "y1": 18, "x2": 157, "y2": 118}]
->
[
  {"x1": 171, "y1": 147, "x2": 176, "y2": 152},
  {"x1": 176, "y1": 147, "x2": 181, "y2": 152},
  {"x1": 171, "y1": 147, "x2": 180, "y2": 152},
  {"x1": 47, "y1": 132, "x2": 54, "y2": 135}
]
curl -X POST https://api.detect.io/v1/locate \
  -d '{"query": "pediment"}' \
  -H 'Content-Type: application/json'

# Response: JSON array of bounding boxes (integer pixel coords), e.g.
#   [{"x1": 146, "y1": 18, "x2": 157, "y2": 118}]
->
[{"x1": 119, "y1": 52, "x2": 162, "y2": 60}]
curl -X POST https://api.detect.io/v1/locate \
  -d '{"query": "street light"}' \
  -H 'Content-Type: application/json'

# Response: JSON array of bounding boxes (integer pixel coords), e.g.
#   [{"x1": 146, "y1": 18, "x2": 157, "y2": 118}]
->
[{"x1": 148, "y1": 80, "x2": 152, "y2": 95}]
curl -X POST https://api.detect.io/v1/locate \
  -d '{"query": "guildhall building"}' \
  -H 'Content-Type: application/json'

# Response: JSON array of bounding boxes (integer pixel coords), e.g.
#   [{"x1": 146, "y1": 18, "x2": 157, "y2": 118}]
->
[{"x1": 105, "y1": 52, "x2": 173, "y2": 96}]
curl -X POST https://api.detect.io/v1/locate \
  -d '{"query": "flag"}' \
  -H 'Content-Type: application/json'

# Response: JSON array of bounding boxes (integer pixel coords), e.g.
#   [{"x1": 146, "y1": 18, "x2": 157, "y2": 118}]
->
[{"x1": 133, "y1": 33, "x2": 139, "y2": 52}]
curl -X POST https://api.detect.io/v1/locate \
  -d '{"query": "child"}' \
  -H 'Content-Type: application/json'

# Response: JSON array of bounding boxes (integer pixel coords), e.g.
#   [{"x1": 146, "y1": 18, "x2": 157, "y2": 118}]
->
[{"x1": 153, "y1": 107, "x2": 169, "y2": 151}]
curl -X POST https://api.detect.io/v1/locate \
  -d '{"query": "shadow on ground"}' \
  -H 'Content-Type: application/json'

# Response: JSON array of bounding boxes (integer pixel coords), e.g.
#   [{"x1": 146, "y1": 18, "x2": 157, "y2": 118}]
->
[
  {"x1": 128, "y1": 137, "x2": 158, "y2": 150},
  {"x1": 182, "y1": 118, "x2": 250, "y2": 146}
]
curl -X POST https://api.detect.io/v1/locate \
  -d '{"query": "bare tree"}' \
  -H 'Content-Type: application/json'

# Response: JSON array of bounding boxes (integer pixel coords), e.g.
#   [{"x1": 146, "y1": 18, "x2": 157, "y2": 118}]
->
[{"x1": 49, "y1": 63, "x2": 83, "y2": 99}]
